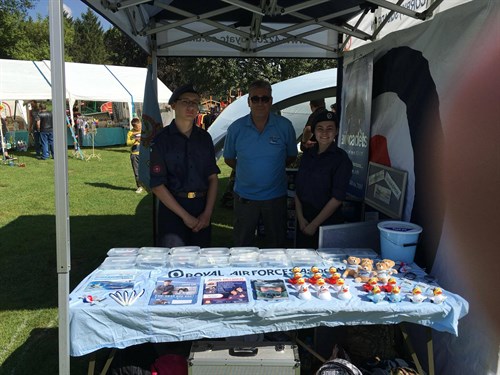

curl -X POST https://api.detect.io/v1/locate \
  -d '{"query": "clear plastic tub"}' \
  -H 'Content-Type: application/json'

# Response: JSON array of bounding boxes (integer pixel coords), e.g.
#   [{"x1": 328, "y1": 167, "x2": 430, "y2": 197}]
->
[
  {"x1": 259, "y1": 248, "x2": 287, "y2": 256},
  {"x1": 230, "y1": 247, "x2": 260, "y2": 255},
  {"x1": 107, "y1": 248, "x2": 140, "y2": 257},
  {"x1": 200, "y1": 247, "x2": 230, "y2": 256},
  {"x1": 136, "y1": 254, "x2": 169, "y2": 268},
  {"x1": 170, "y1": 253, "x2": 198, "y2": 267},
  {"x1": 317, "y1": 248, "x2": 348, "y2": 263},
  {"x1": 170, "y1": 246, "x2": 200, "y2": 255},
  {"x1": 259, "y1": 253, "x2": 291, "y2": 267},
  {"x1": 99, "y1": 256, "x2": 137, "y2": 269},
  {"x1": 197, "y1": 255, "x2": 230, "y2": 268},
  {"x1": 138, "y1": 247, "x2": 170, "y2": 255},
  {"x1": 289, "y1": 251, "x2": 322, "y2": 266},
  {"x1": 230, "y1": 253, "x2": 259, "y2": 267}
]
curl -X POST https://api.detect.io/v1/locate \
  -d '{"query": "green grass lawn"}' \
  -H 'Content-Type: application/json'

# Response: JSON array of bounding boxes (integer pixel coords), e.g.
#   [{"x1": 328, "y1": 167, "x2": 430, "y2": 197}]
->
[{"x1": 0, "y1": 146, "x2": 234, "y2": 374}]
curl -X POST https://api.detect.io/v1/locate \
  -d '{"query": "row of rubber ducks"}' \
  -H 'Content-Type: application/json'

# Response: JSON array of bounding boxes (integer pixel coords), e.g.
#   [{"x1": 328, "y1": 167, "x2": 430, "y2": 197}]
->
[{"x1": 288, "y1": 265, "x2": 447, "y2": 304}]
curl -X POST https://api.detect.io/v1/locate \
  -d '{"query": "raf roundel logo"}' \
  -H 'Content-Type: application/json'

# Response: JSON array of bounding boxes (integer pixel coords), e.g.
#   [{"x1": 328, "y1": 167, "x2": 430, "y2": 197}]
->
[
  {"x1": 327, "y1": 112, "x2": 333, "y2": 120},
  {"x1": 152, "y1": 164, "x2": 161, "y2": 174}
]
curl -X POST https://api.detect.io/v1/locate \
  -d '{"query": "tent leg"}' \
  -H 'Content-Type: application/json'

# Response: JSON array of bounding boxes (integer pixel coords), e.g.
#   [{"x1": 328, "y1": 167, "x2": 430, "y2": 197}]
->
[
  {"x1": 87, "y1": 353, "x2": 96, "y2": 375},
  {"x1": 399, "y1": 323, "x2": 425, "y2": 375},
  {"x1": 426, "y1": 327, "x2": 435, "y2": 375},
  {"x1": 100, "y1": 349, "x2": 116, "y2": 375}
]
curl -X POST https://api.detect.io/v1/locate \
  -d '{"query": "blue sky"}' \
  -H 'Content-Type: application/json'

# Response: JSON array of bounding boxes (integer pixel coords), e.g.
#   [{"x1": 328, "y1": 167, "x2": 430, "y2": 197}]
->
[{"x1": 29, "y1": 0, "x2": 111, "y2": 29}]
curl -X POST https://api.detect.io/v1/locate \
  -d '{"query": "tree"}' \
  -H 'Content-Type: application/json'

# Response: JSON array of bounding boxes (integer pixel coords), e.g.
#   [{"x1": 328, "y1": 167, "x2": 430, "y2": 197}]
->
[
  {"x1": 69, "y1": 8, "x2": 107, "y2": 64},
  {"x1": 0, "y1": 0, "x2": 35, "y2": 58},
  {"x1": 104, "y1": 27, "x2": 148, "y2": 67},
  {"x1": 155, "y1": 56, "x2": 336, "y2": 101}
]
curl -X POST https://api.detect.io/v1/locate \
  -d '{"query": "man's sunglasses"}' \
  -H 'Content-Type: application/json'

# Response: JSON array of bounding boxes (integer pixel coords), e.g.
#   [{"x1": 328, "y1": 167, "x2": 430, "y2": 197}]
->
[{"x1": 250, "y1": 95, "x2": 271, "y2": 104}]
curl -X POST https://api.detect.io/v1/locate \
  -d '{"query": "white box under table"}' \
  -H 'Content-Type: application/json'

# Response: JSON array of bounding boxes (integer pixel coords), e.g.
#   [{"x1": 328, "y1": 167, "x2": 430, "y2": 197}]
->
[{"x1": 188, "y1": 341, "x2": 300, "y2": 375}]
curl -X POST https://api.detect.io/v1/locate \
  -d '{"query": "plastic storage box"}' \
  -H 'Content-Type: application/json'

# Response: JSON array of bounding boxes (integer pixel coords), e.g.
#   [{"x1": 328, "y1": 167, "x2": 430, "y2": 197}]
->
[{"x1": 188, "y1": 341, "x2": 300, "y2": 375}]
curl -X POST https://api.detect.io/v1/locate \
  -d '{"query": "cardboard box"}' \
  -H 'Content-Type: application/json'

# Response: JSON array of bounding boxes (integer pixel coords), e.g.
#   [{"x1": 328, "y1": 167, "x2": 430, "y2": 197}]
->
[{"x1": 188, "y1": 341, "x2": 300, "y2": 375}]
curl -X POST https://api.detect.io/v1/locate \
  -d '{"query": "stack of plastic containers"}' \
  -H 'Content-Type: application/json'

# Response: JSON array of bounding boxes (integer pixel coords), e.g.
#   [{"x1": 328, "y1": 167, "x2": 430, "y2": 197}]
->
[
  {"x1": 287, "y1": 248, "x2": 322, "y2": 266},
  {"x1": 136, "y1": 247, "x2": 170, "y2": 268},
  {"x1": 99, "y1": 247, "x2": 139, "y2": 269},
  {"x1": 198, "y1": 247, "x2": 230, "y2": 268},
  {"x1": 170, "y1": 246, "x2": 200, "y2": 268},
  {"x1": 230, "y1": 247, "x2": 260, "y2": 267},
  {"x1": 259, "y1": 248, "x2": 290, "y2": 267}
]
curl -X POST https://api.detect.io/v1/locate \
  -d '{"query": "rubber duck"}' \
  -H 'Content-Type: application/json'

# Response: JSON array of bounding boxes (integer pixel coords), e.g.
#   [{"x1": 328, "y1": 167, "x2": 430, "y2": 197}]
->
[
  {"x1": 292, "y1": 266, "x2": 301, "y2": 274},
  {"x1": 367, "y1": 285, "x2": 385, "y2": 303},
  {"x1": 310, "y1": 265, "x2": 320, "y2": 274},
  {"x1": 408, "y1": 286, "x2": 427, "y2": 303},
  {"x1": 326, "y1": 272, "x2": 341, "y2": 285},
  {"x1": 298, "y1": 284, "x2": 312, "y2": 300},
  {"x1": 295, "y1": 277, "x2": 306, "y2": 290},
  {"x1": 337, "y1": 285, "x2": 353, "y2": 301},
  {"x1": 288, "y1": 272, "x2": 303, "y2": 285},
  {"x1": 430, "y1": 287, "x2": 447, "y2": 304},
  {"x1": 328, "y1": 266, "x2": 337, "y2": 275},
  {"x1": 387, "y1": 286, "x2": 402, "y2": 303},
  {"x1": 332, "y1": 277, "x2": 345, "y2": 292},
  {"x1": 362, "y1": 277, "x2": 379, "y2": 292},
  {"x1": 317, "y1": 280, "x2": 332, "y2": 300},
  {"x1": 308, "y1": 272, "x2": 323, "y2": 284},
  {"x1": 382, "y1": 277, "x2": 398, "y2": 293}
]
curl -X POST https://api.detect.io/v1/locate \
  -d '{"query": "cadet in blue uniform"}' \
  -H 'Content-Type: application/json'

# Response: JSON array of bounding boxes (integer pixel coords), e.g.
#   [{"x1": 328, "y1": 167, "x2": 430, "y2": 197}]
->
[
  {"x1": 295, "y1": 110, "x2": 352, "y2": 249},
  {"x1": 150, "y1": 84, "x2": 220, "y2": 248}
]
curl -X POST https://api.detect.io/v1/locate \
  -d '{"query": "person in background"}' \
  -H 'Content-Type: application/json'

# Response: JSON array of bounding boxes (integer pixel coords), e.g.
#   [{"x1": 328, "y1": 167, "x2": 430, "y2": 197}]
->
[
  {"x1": 127, "y1": 117, "x2": 143, "y2": 193},
  {"x1": 35, "y1": 103, "x2": 54, "y2": 160},
  {"x1": 330, "y1": 103, "x2": 337, "y2": 113},
  {"x1": 300, "y1": 98, "x2": 326, "y2": 151},
  {"x1": 29, "y1": 101, "x2": 41, "y2": 157},
  {"x1": 295, "y1": 110, "x2": 352, "y2": 249},
  {"x1": 1, "y1": 114, "x2": 13, "y2": 160},
  {"x1": 223, "y1": 79, "x2": 297, "y2": 248},
  {"x1": 150, "y1": 84, "x2": 220, "y2": 248}
]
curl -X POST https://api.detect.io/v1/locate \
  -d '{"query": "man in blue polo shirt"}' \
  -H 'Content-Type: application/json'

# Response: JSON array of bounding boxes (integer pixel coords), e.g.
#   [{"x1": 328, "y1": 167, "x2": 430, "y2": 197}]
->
[{"x1": 224, "y1": 79, "x2": 297, "y2": 247}]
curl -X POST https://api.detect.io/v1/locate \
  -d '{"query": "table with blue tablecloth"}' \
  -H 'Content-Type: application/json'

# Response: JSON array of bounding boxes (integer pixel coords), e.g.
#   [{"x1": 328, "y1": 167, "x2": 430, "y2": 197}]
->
[{"x1": 69, "y1": 254, "x2": 468, "y2": 374}]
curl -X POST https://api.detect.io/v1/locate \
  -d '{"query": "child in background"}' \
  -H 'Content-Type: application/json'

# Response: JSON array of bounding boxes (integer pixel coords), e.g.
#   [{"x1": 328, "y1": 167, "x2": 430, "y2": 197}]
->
[{"x1": 127, "y1": 118, "x2": 143, "y2": 193}]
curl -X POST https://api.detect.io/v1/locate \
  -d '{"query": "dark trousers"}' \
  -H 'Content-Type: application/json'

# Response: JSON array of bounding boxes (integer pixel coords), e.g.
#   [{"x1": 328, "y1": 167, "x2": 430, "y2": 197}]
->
[
  {"x1": 40, "y1": 131, "x2": 54, "y2": 159},
  {"x1": 157, "y1": 197, "x2": 211, "y2": 248},
  {"x1": 130, "y1": 153, "x2": 140, "y2": 187},
  {"x1": 233, "y1": 194, "x2": 287, "y2": 248}
]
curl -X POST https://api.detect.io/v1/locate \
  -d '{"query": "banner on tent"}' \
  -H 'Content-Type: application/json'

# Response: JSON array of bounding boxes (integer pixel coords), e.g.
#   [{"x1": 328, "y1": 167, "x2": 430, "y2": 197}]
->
[{"x1": 339, "y1": 52, "x2": 373, "y2": 200}]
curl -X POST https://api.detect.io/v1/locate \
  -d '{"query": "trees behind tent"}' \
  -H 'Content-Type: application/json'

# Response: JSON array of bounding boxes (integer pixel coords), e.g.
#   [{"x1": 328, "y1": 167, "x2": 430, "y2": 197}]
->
[{"x1": 0, "y1": 2, "x2": 336, "y2": 100}]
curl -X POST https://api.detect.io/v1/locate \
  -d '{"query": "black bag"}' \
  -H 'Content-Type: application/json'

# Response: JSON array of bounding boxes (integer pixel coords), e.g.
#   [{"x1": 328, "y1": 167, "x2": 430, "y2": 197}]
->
[
  {"x1": 109, "y1": 344, "x2": 157, "y2": 375},
  {"x1": 316, "y1": 344, "x2": 364, "y2": 375},
  {"x1": 315, "y1": 358, "x2": 364, "y2": 375}
]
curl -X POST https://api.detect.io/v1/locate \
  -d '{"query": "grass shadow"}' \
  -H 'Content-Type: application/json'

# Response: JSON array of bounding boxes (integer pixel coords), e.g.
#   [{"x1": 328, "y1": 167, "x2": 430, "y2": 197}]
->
[{"x1": 85, "y1": 181, "x2": 137, "y2": 191}]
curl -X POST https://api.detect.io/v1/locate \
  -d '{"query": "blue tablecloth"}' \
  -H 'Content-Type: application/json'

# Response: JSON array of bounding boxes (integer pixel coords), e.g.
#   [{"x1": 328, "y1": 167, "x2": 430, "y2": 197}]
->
[{"x1": 69, "y1": 259, "x2": 469, "y2": 357}]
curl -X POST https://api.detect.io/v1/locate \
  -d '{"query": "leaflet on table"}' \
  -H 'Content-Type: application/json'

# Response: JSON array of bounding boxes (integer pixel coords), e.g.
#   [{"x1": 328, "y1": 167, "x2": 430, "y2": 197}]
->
[
  {"x1": 202, "y1": 277, "x2": 249, "y2": 304},
  {"x1": 149, "y1": 276, "x2": 201, "y2": 305},
  {"x1": 83, "y1": 270, "x2": 145, "y2": 292},
  {"x1": 251, "y1": 279, "x2": 289, "y2": 301}
]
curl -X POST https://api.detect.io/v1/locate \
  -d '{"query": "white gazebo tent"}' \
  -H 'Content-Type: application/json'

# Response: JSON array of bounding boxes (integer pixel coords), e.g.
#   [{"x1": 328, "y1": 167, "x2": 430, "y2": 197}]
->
[{"x1": 46, "y1": 1, "x2": 499, "y2": 374}]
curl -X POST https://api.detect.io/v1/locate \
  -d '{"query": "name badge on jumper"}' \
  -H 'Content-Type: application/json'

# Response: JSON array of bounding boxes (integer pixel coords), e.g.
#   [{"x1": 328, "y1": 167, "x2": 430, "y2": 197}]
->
[{"x1": 269, "y1": 136, "x2": 280, "y2": 145}]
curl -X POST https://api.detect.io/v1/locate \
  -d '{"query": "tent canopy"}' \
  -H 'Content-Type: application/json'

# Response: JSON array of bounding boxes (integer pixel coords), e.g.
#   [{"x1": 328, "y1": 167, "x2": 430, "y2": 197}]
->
[
  {"x1": 0, "y1": 59, "x2": 172, "y2": 104},
  {"x1": 84, "y1": 0, "x2": 445, "y2": 58}
]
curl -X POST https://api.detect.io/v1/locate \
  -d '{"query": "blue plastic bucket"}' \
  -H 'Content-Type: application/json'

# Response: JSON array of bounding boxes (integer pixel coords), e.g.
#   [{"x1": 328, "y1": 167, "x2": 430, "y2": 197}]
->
[{"x1": 377, "y1": 221, "x2": 423, "y2": 264}]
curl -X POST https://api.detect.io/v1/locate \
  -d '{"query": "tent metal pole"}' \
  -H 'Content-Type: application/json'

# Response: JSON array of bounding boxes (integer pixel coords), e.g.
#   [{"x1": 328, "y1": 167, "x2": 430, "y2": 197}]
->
[{"x1": 49, "y1": 1, "x2": 71, "y2": 374}]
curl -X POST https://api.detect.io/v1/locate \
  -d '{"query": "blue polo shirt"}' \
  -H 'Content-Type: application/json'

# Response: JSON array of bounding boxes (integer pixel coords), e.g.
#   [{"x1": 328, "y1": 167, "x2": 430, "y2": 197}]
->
[
  {"x1": 296, "y1": 142, "x2": 353, "y2": 212},
  {"x1": 224, "y1": 113, "x2": 297, "y2": 200},
  {"x1": 150, "y1": 120, "x2": 220, "y2": 192}
]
